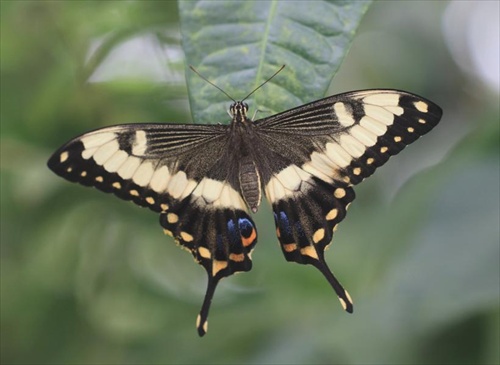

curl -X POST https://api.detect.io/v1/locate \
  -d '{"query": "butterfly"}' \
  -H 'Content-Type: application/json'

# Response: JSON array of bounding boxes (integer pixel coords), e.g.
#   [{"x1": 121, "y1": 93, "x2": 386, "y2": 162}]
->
[{"x1": 47, "y1": 68, "x2": 442, "y2": 336}]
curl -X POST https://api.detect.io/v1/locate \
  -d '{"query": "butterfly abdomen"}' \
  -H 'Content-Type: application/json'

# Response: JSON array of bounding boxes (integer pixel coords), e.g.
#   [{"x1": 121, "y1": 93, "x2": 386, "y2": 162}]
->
[{"x1": 238, "y1": 156, "x2": 262, "y2": 213}]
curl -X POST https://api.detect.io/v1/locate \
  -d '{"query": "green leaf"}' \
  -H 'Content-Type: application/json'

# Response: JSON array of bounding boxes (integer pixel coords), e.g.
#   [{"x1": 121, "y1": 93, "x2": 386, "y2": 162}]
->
[{"x1": 179, "y1": 0, "x2": 372, "y2": 124}]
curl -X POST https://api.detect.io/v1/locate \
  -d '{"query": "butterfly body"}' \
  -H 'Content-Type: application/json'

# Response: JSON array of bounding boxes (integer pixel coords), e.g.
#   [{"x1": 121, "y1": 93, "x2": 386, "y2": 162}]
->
[{"x1": 48, "y1": 88, "x2": 442, "y2": 336}]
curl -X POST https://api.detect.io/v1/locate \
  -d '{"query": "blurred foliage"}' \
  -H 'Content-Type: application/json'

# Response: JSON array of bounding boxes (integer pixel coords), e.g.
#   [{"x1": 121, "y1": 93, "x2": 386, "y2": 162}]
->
[{"x1": 1, "y1": 1, "x2": 499, "y2": 365}]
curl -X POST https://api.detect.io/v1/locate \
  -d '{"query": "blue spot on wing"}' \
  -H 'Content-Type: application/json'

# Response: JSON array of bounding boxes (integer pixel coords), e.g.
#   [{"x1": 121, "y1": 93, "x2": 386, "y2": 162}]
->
[
  {"x1": 278, "y1": 211, "x2": 294, "y2": 242},
  {"x1": 238, "y1": 218, "x2": 254, "y2": 238},
  {"x1": 227, "y1": 219, "x2": 240, "y2": 247}
]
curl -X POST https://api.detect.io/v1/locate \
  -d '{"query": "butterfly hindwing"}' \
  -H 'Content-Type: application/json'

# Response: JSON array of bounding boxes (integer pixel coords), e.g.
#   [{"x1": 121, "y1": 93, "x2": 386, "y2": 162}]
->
[
  {"x1": 159, "y1": 177, "x2": 257, "y2": 336},
  {"x1": 265, "y1": 164, "x2": 355, "y2": 311}
]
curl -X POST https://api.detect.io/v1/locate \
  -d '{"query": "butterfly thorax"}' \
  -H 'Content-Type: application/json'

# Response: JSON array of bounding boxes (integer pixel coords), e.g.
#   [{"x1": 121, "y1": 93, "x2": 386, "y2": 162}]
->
[{"x1": 228, "y1": 101, "x2": 262, "y2": 213}]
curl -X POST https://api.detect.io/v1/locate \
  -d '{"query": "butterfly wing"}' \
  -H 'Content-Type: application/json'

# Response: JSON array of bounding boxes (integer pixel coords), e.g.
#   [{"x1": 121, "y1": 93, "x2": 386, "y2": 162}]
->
[
  {"x1": 254, "y1": 90, "x2": 442, "y2": 311},
  {"x1": 47, "y1": 123, "x2": 258, "y2": 336}
]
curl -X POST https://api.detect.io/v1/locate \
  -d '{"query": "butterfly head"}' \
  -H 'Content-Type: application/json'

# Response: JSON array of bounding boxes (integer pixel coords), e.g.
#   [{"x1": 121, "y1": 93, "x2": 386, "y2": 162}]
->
[{"x1": 229, "y1": 101, "x2": 249, "y2": 123}]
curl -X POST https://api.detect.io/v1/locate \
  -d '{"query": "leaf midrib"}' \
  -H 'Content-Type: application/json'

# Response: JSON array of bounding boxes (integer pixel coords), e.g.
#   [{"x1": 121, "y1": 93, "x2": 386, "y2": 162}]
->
[{"x1": 253, "y1": 0, "x2": 278, "y2": 95}]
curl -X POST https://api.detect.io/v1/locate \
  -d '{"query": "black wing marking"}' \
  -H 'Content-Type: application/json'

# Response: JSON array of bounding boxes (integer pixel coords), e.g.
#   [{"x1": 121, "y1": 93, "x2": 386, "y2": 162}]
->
[
  {"x1": 47, "y1": 123, "x2": 228, "y2": 212},
  {"x1": 257, "y1": 90, "x2": 442, "y2": 313},
  {"x1": 255, "y1": 89, "x2": 443, "y2": 186}
]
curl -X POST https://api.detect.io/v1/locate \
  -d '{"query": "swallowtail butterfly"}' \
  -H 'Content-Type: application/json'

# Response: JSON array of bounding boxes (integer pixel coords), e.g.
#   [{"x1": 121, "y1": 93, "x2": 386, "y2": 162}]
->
[{"x1": 48, "y1": 68, "x2": 442, "y2": 336}]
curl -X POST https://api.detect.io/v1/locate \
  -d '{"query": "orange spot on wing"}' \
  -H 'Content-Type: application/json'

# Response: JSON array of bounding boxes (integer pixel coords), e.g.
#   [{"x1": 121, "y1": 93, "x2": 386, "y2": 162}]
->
[
  {"x1": 241, "y1": 227, "x2": 257, "y2": 247},
  {"x1": 283, "y1": 243, "x2": 297, "y2": 252},
  {"x1": 229, "y1": 253, "x2": 245, "y2": 262}
]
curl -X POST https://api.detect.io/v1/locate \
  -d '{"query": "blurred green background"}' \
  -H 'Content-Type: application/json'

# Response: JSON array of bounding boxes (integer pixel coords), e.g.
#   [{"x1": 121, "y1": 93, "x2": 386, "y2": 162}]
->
[{"x1": 1, "y1": 1, "x2": 499, "y2": 364}]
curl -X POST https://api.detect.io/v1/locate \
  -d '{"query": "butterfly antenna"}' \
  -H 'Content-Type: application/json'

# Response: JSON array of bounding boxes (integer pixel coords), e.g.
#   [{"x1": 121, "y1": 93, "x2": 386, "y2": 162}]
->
[
  {"x1": 241, "y1": 65, "x2": 285, "y2": 102},
  {"x1": 189, "y1": 65, "x2": 236, "y2": 103}
]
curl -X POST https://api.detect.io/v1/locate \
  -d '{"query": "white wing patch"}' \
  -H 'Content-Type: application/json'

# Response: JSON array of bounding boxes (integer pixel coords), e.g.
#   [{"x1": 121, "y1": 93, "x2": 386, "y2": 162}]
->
[
  {"x1": 192, "y1": 178, "x2": 247, "y2": 210},
  {"x1": 117, "y1": 156, "x2": 141, "y2": 179},
  {"x1": 103, "y1": 150, "x2": 129, "y2": 172},
  {"x1": 362, "y1": 92, "x2": 400, "y2": 106},
  {"x1": 132, "y1": 130, "x2": 147, "y2": 156},
  {"x1": 132, "y1": 162, "x2": 155, "y2": 187},
  {"x1": 74, "y1": 128, "x2": 201, "y2": 201},
  {"x1": 166, "y1": 170, "x2": 190, "y2": 199},
  {"x1": 81, "y1": 131, "x2": 116, "y2": 149},
  {"x1": 265, "y1": 165, "x2": 311, "y2": 202},
  {"x1": 333, "y1": 102, "x2": 355, "y2": 127},
  {"x1": 298, "y1": 90, "x2": 433, "y2": 185},
  {"x1": 150, "y1": 166, "x2": 171, "y2": 193},
  {"x1": 93, "y1": 140, "x2": 120, "y2": 165}
]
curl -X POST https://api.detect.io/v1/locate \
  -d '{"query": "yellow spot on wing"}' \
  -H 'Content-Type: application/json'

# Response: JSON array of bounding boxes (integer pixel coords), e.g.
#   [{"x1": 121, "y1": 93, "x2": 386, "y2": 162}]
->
[
  {"x1": 95, "y1": 176, "x2": 103, "y2": 182},
  {"x1": 212, "y1": 260, "x2": 228, "y2": 276},
  {"x1": 334, "y1": 188, "x2": 346, "y2": 199},
  {"x1": 283, "y1": 243, "x2": 297, "y2": 252},
  {"x1": 167, "y1": 213, "x2": 179, "y2": 224},
  {"x1": 394, "y1": 136, "x2": 402, "y2": 142},
  {"x1": 198, "y1": 247, "x2": 211, "y2": 259},
  {"x1": 112, "y1": 182, "x2": 121, "y2": 189},
  {"x1": 300, "y1": 246, "x2": 319, "y2": 260},
  {"x1": 129, "y1": 189, "x2": 139, "y2": 196},
  {"x1": 380, "y1": 146, "x2": 388, "y2": 153},
  {"x1": 353, "y1": 167, "x2": 362, "y2": 175},
  {"x1": 145, "y1": 197, "x2": 155, "y2": 205},
  {"x1": 326, "y1": 209, "x2": 338, "y2": 220},
  {"x1": 60, "y1": 151, "x2": 69, "y2": 163},
  {"x1": 414, "y1": 100, "x2": 429, "y2": 113},
  {"x1": 313, "y1": 228, "x2": 325, "y2": 244},
  {"x1": 160, "y1": 203, "x2": 169, "y2": 211},
  {"x1": 229, "y1": 253, "x2": 245, "y2": 262},
  {"x1": 180, "y1": 231, "x2": 194, "y2": 242}
]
